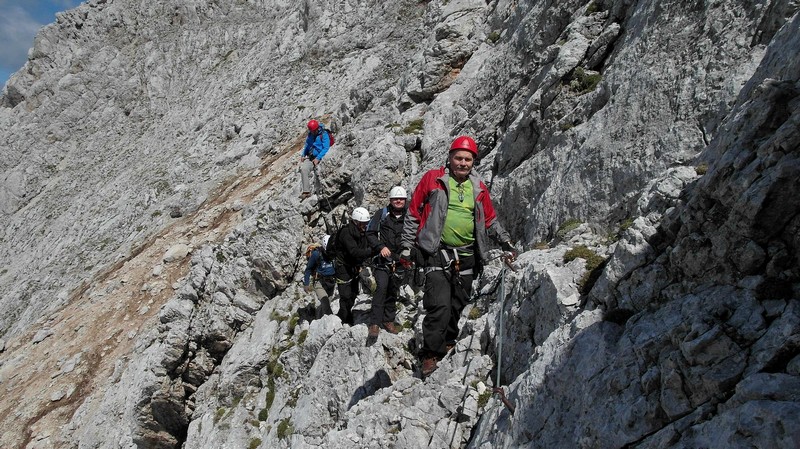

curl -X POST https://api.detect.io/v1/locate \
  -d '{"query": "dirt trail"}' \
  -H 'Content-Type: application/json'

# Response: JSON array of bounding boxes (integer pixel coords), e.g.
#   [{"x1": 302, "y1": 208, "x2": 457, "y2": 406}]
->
[{"x1": 0, "y1": 138, "x2": 304, "y2": 449}]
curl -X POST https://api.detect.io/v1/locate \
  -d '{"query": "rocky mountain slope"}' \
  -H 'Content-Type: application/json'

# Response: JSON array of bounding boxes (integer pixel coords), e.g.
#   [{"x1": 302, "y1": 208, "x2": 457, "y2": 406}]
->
[{"x1": 0, "y1": 0, "x2": 798, "y2": 448}]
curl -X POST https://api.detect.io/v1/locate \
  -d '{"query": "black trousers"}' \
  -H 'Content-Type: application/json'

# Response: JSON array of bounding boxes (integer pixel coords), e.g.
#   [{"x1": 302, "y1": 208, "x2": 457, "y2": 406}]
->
[
  {"x1": 421, "y1": 252, "x2": 475, "y2": 357},
  {"x1": 336, "y1": 276, "x2": 360, "y2": 325},
  {"x1": 369, "y1": 267, "x2": 400, "y2": 325}
]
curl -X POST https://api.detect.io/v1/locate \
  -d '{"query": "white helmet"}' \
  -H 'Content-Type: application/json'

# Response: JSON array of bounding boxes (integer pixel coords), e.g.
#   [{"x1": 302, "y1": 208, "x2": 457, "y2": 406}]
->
[
  {"x1": 321, "y1": 235, "x2": 330, "y2": 250},
  {"x1": 389, "y1": 186, "x2": 407, "y2": 199},
  {"x1": 351, "y1": 207, "x2": 371, "y2": 223}
]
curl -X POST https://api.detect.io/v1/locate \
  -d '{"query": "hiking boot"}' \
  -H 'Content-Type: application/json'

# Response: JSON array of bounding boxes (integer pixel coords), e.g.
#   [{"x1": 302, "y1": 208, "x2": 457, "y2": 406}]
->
[
  {"x1": 381, "y1": 322, "x2": 400, "y2": 334},
  {"x1": 368, "y1": 324, "x2": 380, "y2": 339},
  {"x1": 300, "y1": 192, "x2": 311, "y2": 200},
  {"x1": 421, "y1": 356, "x2": 439, "y2": 378}
]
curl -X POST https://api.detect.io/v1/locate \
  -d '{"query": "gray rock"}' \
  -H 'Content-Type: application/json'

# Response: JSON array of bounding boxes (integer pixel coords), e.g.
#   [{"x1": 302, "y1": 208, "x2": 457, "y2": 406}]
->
[
  {"x1": 0, "y1": 1, "x2": 798, "y2": 448},
  {"x1": 32, "y1": 328, "x2": 54, "y2": 344},
  {"x1": 163, "y1": 244, "x2": 190, "y2": 263}
]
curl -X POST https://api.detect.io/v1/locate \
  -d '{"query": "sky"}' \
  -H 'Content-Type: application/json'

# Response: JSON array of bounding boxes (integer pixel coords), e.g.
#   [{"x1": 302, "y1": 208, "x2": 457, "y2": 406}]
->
[{"x1": 0, "y1": 0, "x2": 83, "y2": 87}]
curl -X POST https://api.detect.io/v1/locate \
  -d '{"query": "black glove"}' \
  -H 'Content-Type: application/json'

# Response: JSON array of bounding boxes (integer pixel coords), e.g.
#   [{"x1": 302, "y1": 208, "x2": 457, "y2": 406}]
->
[{"x1": 500, "y1": 241, "x2": 517, "y2": 262}]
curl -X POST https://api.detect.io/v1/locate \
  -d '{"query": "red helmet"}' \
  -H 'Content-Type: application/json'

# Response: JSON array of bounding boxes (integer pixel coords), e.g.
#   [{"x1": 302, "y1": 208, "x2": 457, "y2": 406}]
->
[
  {"x1": 307, "y1": 119, "x2": 320, "y2": 132},
  {"x1": 450, "y1": 135, "x2": 478, "y2": 156}
]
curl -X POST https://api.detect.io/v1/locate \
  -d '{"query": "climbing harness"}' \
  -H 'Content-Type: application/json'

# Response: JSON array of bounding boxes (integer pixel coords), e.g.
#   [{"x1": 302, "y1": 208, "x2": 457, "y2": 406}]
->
[
  {"x1": 423, "y1": 247, "x2": 475, "y2": 277},
  {"x1": 424, "y1": 247, "x2": 476, "y2": 302}
]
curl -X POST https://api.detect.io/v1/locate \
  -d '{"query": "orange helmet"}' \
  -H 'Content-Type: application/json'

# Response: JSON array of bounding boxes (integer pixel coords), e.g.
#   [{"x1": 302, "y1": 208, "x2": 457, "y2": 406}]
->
[
  {"x1": 450, "y1": 135, "x2": 478, "y2": 156},
  {"x1": 307, "y1": 119, "x2": 320, "y2": 132}
]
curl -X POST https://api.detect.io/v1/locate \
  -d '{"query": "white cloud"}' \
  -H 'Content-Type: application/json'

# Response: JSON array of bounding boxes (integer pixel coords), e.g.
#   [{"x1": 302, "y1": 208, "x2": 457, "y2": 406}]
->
[{"x1": 0, "y1": 5, "x2": 44, "y2": 73}]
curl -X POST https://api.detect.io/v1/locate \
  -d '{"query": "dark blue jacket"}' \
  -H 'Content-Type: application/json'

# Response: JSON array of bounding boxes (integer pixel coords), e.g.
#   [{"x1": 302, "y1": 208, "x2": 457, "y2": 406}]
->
[{"x1": 304, "y1": 249, "x2": 335, "y2": 285}]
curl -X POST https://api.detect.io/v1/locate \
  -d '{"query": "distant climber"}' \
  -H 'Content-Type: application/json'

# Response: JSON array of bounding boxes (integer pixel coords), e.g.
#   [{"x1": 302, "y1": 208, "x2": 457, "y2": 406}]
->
[
  {"x1": 334, "y1": 207, "x2": 375, "y2": 325},
  {"x1": 303, "y1": 235, "x2": 336, "y2": 318},
  {"x1": 401, "y1": 136, "x2": 516, "y2": 378},
  {"x1": 299, "y1": 119, "x2": 331, "y2": 199},
  {"x1": 365, "y1": 186, "x2": 409, "y2": 341}
]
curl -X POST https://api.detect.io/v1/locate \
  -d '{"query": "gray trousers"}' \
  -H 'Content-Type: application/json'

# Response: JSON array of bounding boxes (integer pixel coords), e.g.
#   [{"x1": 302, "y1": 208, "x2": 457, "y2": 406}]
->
[
  {"x1": 314, "y1": 276, "x2": 335, "y2": 318},
  {"x1": 300, "y1": 159, "x2": 315, "y2": 193}
]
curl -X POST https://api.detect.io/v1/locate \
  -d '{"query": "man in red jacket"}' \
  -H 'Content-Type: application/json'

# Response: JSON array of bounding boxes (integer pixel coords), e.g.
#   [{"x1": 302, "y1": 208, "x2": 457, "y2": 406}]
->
[{"x1": 401, "y1": 135, "x2": 515, "y2": 378}]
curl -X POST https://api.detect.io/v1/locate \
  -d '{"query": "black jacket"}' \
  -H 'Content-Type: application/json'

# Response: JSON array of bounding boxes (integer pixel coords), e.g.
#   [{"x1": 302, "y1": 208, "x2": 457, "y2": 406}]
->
[
  {"x1": 366, "y1": 205, "x2": 407, "y2": 258},
  {"x1": 335, "y1": 221, "x2": 373, "y2": 279}
]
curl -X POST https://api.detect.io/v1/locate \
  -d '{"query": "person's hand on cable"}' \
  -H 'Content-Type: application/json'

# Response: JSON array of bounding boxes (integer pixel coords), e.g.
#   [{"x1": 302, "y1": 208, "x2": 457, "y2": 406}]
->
[
  {"x1": 303, "y1": 284, "x2": 313, "y2": 293},
  {"x1": 500, "y1": 241, "x2": 517, "y2": 263},
  {"x1": 380, "y1": 247, "x2": 392, "y2": 259}
]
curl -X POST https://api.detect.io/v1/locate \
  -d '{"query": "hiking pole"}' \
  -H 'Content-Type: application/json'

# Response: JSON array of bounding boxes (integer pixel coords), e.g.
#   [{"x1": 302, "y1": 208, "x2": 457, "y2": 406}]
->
[
  {"x1": 492, "y1": 262, "x2": 515, "y2": 414},
  {"x1": 496, "y1": 263, "x2": 506, "y2": 388}
]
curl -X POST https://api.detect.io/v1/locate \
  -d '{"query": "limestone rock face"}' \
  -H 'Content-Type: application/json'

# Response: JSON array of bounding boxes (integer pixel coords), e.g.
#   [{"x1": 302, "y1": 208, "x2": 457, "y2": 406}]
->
[
  {"x1": 471, "y1": 10, "x2": 800, "y2": 449},
  {"x1": 0, "y1": 0, "x2": 798, "y2": 448}
]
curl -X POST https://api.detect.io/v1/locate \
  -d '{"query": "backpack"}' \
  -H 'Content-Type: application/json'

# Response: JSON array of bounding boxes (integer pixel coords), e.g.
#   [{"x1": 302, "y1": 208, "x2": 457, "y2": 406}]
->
[
  {"x1": 366, "y1": 207, "x2": 389, "y2": 237},
  {"x1": 323, "y1": 227, "x2": 342, "y2": 262},
  {"x1": 322, "y1": 210, "x2": 348, "y2": 261},
  {"x1": 324, "y1": 128, "x2": 335, "y2": 146}
]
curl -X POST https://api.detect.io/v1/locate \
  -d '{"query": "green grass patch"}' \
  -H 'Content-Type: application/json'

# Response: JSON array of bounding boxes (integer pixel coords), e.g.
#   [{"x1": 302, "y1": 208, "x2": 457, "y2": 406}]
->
[
  {"x1": 564, "y1": 245, "x2": 604, "y2": 270},
  {"x1": 403, "y1": 118, "x2": 424, "y2": 134},
  {"x1": 288, "y1": 314, "x2": 300, "y2": 335},
  {"x1": 277, "y1": 418, "x2": 293, "y2": 440},
  {"x1": 568, "y1": 67, "x2": 601, "y2": 94},
  {"x1": 248, "y1": 438, "x2": 262, "y2": 449},
  {"x1": 214, "y1": 407, "x2": 226, "y2": 423},
  {"x1": 556, "y1": 218, "x2": 583, "y2": 240},
  {"x1": 260, "y1": 376, "x2": 276, "y2": 421},
  {"x1": 468, "y1": 306, "x2": 483, "y2": 320},
  {"x1": 695, "y1": 163, "x2": 709, "y2": 175},
  {"x1": 270, "y1": 310, "x2": 288, "y2": 322},
  {"x1": 267, "y1": 360, "x2": 284, "y2": 378},
  {"x1": 564, "y1": 245, "x2": 607, "y2": 294},
  {"x1": 619, "y1": 217, "x2": 635, "y2": 233},
  {"x1": 477, "y1": 390, "x2": 492, "y2": 409},
  {"x1": 608, "y1": 217, "x2": 636, "y2": 243}
]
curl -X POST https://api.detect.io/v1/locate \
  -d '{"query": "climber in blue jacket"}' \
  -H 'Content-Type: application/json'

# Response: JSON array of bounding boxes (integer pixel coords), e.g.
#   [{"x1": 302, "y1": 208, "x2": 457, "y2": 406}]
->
[
  {"x1": 299, "y1": 119, "x2": 331, "y2": 199},
  {"x1": 303, "y1": 235, "x2": 336, "y2": 318}
]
